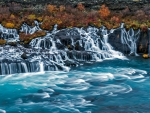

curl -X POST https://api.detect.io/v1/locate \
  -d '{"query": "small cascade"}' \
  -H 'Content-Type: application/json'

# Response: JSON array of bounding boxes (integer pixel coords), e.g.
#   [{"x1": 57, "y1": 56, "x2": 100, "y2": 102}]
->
[
  {"x1": 39, "y1": 62, "x2": 44, "y2": 72},
  {"x1": 29, "y1": 34, "x2": 53, "y2": 49},
  {"x1": 120, "y1": 23, "x2": 140, "y2": 56},
  {"x1": 0, "y1": 24, "x2": 19, "y2": 41},
  {"x1": 20, "y1": 21, "x2": 41, "y2": 34},
  {"x1": 30, "y1": 25, "x2": 125, "y2": 63},
  {"x1": 74, "y1": 26, "x2": 124, "y2": 61}
]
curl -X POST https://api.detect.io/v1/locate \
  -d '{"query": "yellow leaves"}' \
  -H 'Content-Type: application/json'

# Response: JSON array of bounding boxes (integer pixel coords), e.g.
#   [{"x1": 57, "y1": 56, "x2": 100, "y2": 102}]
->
[
  {"x1": 104, "y1": 22, "x2": 113, "y2": 30},
  {"x1": 37, "y1": 17, "x2": 43, "y2": 22},
  {"x1": 123, "y1": 19, "x2": 140, "y2": 30},
  {"x1": 46, "y1": 4, "x2": 66, "y2": 13},
  {"x1": 47, "y1": 4, "x2": 57, "y2": 13},
  {"x1": 140, "y1": 23, "x2": 148, "y2": 32},
  {"x1": 0, "y1": 4, "x2": 150, "y2": 31},
  {"x1": 99, "y1": 5, "x2": 110, "y2": 19},
  {"x1": 146, "y1": 21, "x2": 150, "y2": 28},
  {"x1": 28, "y1": 14, "x2": 36, "y2": 20},
  {"x1": 143, "y1": 54, "x2": 149, "y2": 59},
  {"x1": 59, "y1": 5, "x2": 65, "y2": 12},
  {"x1": 10, "y1": 14, "x2": 15, "y2": 19},
  {"x1": 0, "y1": 39, "x2": 6, "y2": 45},
  {"x1": 131, "y1": 21, "x2": 140, "y2": 30},
  {"x1": 5, "y1": 22, "x2": 15, "y2": 28},
  {"x1": 54, "y1": 19, "x2": 62, "y2": 25}
]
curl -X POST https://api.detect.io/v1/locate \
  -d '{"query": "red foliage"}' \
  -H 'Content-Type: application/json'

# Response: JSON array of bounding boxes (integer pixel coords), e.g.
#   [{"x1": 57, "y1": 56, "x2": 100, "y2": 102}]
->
[{"x1": 99, "y1": 5, "x2": 110, "y2": 19}]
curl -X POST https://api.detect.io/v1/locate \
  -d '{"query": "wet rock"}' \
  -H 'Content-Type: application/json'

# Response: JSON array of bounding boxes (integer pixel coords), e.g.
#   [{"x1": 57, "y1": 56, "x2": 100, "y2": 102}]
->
[
  {"x1": 108, "y1": 28, "x2": 130, "y2": 54},
  {"x1": 7, "y1": 42, "x2": 17, "y2": 46},
  {"x1": 56, "y1": 43, "x2": 66, "y2": 50},
  {"x1": 64, "y1": 59, "x2": 77, "y2": 67},
  {"x1": 21, "y1": 53, "x2": 28, "y2": 59},
  {"x1": 137, "y1": 31, "x2": 149, "y2": 53}
]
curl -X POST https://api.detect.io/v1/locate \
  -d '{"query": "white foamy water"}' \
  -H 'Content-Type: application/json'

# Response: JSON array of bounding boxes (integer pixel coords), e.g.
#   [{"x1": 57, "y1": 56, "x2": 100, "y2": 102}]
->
[
  {"x1": 0, "y1": 47, "x2": 149, "y2": 113},
  {"x1": 0, "y1": 109, "x2": 6, "y2": 113}
]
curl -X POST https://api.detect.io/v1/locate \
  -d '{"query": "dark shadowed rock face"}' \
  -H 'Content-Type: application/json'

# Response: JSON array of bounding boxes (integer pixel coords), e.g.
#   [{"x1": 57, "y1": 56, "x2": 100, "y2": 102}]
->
[
  {"x1": 137, "y1": 31, "x2": 149, "y2": 54},
  {"x1": 108, "y1": 29, "x2": 130, "y2": 54}
]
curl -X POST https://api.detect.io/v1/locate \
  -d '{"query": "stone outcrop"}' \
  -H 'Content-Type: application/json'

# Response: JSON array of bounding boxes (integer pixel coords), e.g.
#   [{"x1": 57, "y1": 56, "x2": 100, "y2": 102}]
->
[{"x1": 1, "y1": 0, "x2": 150, "y2": 11}]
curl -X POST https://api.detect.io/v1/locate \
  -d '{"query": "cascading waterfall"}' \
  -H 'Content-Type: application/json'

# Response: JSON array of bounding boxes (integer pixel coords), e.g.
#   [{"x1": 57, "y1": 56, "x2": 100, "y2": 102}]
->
[
  {"x1": 0, "y1": 24, "x2": 19, "y2": 42},
  {"x1": 120, "y1": 23, "x2": 140, "y2": 56},
  {"x1": 75, "y1": 26, "x2": 124, "y2": 61},
  {"x1": 30, "y1": 25, "x2": 125, "y2": 62},
  {"x1": 0, "y1": 21, "x2": 127, "y2": 75},
  {"x1": 20, "y1": 21, "x2": 41, "y2": 34}
]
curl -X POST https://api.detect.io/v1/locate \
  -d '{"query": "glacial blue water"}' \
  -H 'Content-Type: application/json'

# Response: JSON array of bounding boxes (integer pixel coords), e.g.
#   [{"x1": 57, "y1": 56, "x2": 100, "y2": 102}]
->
[{"x1": 0, "y1": 57, "x2": 150, "y2": 113}]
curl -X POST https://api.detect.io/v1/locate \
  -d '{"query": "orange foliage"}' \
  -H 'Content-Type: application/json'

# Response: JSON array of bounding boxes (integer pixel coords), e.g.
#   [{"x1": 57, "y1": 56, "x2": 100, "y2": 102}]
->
[
  {"x1": 0, "y1": 3, "x2": 149, "y2": 32},
  {"x1": 59, "y1": 5, "x2": 65, "y2": 12},
  {"x1": 99, "y1": 5, "x2": 110, "y2": 19},
  {"x1": 27, "y1": 14, "x2": 36, "y2": 20},
  {"x1": 20, "y1": 30, "x2": 46, "y2": 44},
  {"x1": 0, "y1": 39, "x2": 6, "y2": 45},
  {"x1": 10, "y1": 14, "x2": 15, "y2": 19},
  {"x1": 37, "y1": 17, "x2": 43, "y2": 22},
  {"x1": 77, "y1": 3, "x2": 85, "y2": 11},
  {"x1": 110, "y1": 16, "x2": 120, "y2": 23},
  {"x1": 47, "y1": 5, "x2": 57, "y2": 13},
  {"x1": 4, "y1": 22, "x2": 15, "y2": 28}
]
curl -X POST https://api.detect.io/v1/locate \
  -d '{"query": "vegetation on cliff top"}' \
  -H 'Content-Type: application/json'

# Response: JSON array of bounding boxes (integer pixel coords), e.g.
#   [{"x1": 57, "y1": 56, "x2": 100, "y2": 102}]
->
[
  {"x1": 0, "y1": 2, "x2": 150, "y2": 31},
  {"x1": 0, "y1": 2, "x2": 149, "y2": 56}
]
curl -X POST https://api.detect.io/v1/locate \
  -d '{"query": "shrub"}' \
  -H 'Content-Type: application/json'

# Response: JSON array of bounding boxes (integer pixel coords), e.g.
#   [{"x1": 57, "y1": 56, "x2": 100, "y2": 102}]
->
[
  {"x1": 0, "y1": 39, "x2": 6, "y2": 45},
  {"x1": 110, "y1": 16, "x2": 120, "y2": 23},
  {"x1": 47, "y1": 4, "x2": 57, "y2": 13},
  {"x1": 27, "y1": 14, "x2": 36, "y2": 20},
  {"x1": 140, "y1": 24, "x2": 148, "y2": 32},
  {"x1": 99, "y1": 5, "x2": 110, "y2": 19},
  {"x1": 19, "y1": 30, "x2": 46, "y2": 44},
  {"x1": 59, "y1": 5, "x2": 65, "y2": 12},
  {"x1": 4, "y1": 22, "x2": 15, "y2": 28},
  {"x1": 10, "y1": 14, "x2": 15, "y2": 19}
]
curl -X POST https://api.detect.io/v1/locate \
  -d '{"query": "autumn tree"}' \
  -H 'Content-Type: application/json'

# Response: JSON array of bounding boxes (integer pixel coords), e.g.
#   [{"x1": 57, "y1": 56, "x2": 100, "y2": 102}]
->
[
  {"x1": 99, "y1": 4, "x2": 110, "y2": 19},
  {"x1": 47, "y1": 4, "x2": 57, "y2": 13}
]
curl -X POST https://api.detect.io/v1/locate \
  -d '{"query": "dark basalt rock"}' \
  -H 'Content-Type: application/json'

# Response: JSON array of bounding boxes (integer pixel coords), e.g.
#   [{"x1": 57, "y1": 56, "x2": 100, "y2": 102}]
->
[
  {"x1": 137, "y1": 31, "x2": 149, "y2": 54},
  {"x1": 21, "y1": 53, "x2": 28, "y2": 59},
  {"x1": 108, "y1": 28, "x2": 130, "y2": 54},
  {"x1": 1, "y1": 0, "x2": 150, "y2": 11},
  {"x1": 7, "y1": 41, "x2": 17, "y2": 46}
]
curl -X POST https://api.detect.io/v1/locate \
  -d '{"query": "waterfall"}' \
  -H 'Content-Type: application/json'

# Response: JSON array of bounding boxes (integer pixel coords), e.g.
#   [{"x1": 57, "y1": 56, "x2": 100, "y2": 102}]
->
[
  {"x1": 20, "y1": 21, "x2": 41, "y2": 34},
  {"x1": 0, "y1": 22, "x2": 127, "y2": 75},
  {"x1": 75, "y1": 26, "x2": 124, "y2": 61},
  {"x1": 0, "y1": 24, "x2": 19, "y2": 42},
  {"x1": 120, "y1": 23, "x2": 140, "y2": 56},
  {"x1": 39, "y1": 62, "x2": 44, "y2": 72}
]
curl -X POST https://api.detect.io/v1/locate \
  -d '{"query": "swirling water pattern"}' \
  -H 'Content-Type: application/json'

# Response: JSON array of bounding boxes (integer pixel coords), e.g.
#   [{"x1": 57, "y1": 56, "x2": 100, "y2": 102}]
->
[{"x1": 0, "y1": 57, "x2": 150, "y2": 113}]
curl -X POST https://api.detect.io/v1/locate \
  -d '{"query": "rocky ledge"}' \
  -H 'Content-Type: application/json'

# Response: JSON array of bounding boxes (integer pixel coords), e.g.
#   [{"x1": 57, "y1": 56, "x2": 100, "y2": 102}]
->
[{"x1": 1, "y1": 0, "x2": 150, "y2": 11}]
